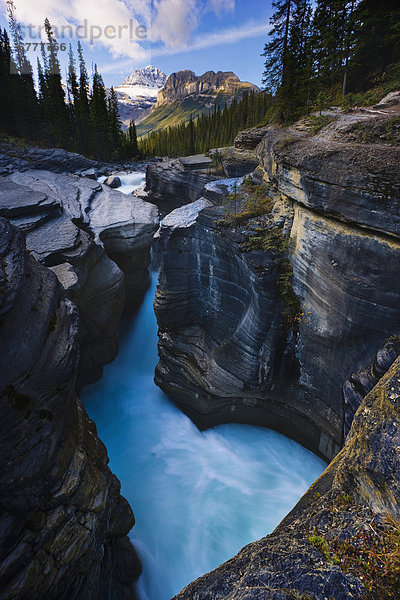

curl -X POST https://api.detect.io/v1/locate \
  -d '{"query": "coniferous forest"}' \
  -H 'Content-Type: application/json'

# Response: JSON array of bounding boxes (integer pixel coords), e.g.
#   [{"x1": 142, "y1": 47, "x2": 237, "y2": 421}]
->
[
  {"x1": 139, "y1": 91, "x2": 271, "y2": 157},
  {"x1": 141, "y1": 0, "x2": 400, "y2": 157},
  {"x1": 0, "y1": 1, "x2": 138, "y2": 161},
  {"x1": 1, "y1": 0, "x2": 400, "y2": 159}
]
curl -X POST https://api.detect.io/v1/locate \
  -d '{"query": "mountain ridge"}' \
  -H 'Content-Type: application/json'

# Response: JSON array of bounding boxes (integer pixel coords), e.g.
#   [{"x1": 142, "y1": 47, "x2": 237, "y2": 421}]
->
[{"x1": 137, "y1": 68, "x2": 260, "y2": 137}]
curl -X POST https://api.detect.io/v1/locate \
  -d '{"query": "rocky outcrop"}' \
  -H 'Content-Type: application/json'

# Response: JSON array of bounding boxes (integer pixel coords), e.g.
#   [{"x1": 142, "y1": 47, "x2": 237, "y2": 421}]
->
[
  {"x1": 0, "y1": 218, "x2": 141, "y2": 600},
  {"x1": 0, "y1": 143, "x2": 108, "y2": 177},
  {"x1": 154, "y1": 115, "x2": 400, "y2": 462},
  {"x1": 1, "y1": 170, "x2": 159, "y2": 385},
  {"x1": 220, "y1": 127, "x2": 271, "y2": 177},
  {"x1": 146, "y1": 159, "x2": 217, "y2": 211},
  {"x1": 172, "y1": 354, "x2": 400, "y2": 600},
  {"x1": 155, "y1": 70, "x2": 259, "y2": 107},
  {"x1": 343, "y1": 337, "x2": 400, "y2": 438}
]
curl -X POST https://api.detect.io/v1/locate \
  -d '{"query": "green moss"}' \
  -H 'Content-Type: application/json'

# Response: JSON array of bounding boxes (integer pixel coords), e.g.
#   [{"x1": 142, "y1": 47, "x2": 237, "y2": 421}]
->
[
  {"x1": 309, "y1": 517, "x2": 400, "y2": 599},
  {"x1": 218, "y1": 181, "x2": 272, "y2": 227},
  {"x1": 243, "y1": 227, "x2": 303, "y2": 332},
  {"x1": 387, "y1": 334, "x2": 400, "y2": 343},
  {"x1": 303, "y1": 114, "x2": 337, "y2": 134}
]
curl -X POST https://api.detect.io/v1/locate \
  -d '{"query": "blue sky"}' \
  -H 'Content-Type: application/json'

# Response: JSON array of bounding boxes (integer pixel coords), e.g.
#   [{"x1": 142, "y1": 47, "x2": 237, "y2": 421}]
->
[{"x1": 0, "y1": 0, "x2": 272, "y2": 88}]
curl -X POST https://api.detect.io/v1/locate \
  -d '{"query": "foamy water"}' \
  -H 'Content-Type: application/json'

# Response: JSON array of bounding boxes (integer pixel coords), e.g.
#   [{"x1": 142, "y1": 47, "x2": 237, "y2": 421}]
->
[
  {"x1": 83, "y1": 273, "x2": 326, "y2": 600},
  {"x1": 98, "y1": 172, "x2": 146, "y2": 195}
]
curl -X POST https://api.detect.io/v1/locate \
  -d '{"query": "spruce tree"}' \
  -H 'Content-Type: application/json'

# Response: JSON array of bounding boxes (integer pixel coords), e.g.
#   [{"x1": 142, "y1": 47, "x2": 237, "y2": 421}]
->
[
  {"x1": 67, "y1": 45, "x2": 79, "y2": 147},
  {"x1": 76, "y1": 41, "x2": 91, "y2": 154},
  {"x1": 6, "y1": 0, "x2": 39, "y2": 139},
  {"x1": 0, "y1": 28, "x2": 17, "y2": 134},
  {"x1": 89, "y1": 65, "x2": 109, "y2": 160},
  {"x1": 349, "y1": 0, "x2": 400, "y2": 90},
  {"x1": 108, "y1": 87, "x2": 122, "y2": 157},
  {"x1": 42, "y1": 18, "x2": 69, "y2": 146},
  {"x1": 125, "y1": 120, "x2": 139, "y2": 159},
  {"x1": 262, "y1": 0, "x2": 293, "y2": 92}
]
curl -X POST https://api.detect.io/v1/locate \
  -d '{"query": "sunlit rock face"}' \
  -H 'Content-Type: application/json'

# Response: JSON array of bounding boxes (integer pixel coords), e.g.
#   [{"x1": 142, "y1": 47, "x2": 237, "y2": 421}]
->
[
  {"x1": 155, "y1": 70, "x2": 258, "y2": 107},
  {"x1": 154, "y1": 120, "x2": 400, "y2": 463},
  {"x1": 0, "y1": 218, "x2": 141, "y2": 600}
]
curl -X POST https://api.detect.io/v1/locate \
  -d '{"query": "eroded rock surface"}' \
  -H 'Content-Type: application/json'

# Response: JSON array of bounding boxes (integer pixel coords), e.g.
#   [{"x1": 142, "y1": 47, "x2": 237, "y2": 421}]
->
[
  {"x1": 343, "y1": 337, "x2": 400, "y2": 438},
  {"x1": 0, "y1": 218, "x2": 141, "y2": 600},
  {"x1": 155, "y1": 116, "x2": 400, "y2": 461},
  {"x1": 0, "y1": 170, "x2": 158, "y2": 385}
]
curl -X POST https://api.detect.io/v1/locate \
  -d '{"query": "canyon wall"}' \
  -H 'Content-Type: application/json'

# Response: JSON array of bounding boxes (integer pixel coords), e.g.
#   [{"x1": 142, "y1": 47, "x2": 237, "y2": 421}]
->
[
  {"x1": 172, "y1": 352, "x2": 400, "y2": 600},
  {"x1": 0, "y1": 218, "x2": 141, "y2": 599},
  {"x1": 154, "y1": 114, "x2": 400, "y2": 462}
]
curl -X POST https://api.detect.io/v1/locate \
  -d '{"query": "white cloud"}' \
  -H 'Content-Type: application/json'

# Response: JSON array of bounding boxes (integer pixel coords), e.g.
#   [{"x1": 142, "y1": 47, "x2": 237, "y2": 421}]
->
[
  {"x1": 99, "y1": 20, "x2": 267, "y2": 74},
  {"x1": 0, "y1": 0, "x2": 256, "y2": 63},
  {"x1": 208, "y1": 0, "x2": 234, "y2": 16},
  {"x1": 1, "y1": 0, "x2": 150, "y2": 60},
  {"x1": 152, "y1": 21, "x2": 267, "y2": 57},
  {"x1": 151, "y1": 0, "x2": 198, "y2": 47}
]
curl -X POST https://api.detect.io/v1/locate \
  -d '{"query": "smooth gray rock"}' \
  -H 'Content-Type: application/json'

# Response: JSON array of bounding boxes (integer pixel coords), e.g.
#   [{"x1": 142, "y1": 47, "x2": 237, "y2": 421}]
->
[
  {"x1": 179, "y1": 154, "x2": 213, "y2": 170},
  {"x1": 1, "y1": 169, "x2": 159, "y2": 385},
  {"x1": 161, "y1": 198, "x2": 213, "y2": 230},
  {"x1": 104, "y1": 175, "x2": 122, "y2": 188},
  {"x1": 203, "y1": 177, "x2": 244, "y2": 204}
]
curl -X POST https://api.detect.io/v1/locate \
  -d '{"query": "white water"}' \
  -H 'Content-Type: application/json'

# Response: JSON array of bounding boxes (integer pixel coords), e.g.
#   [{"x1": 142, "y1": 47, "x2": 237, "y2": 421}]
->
[
  {"x1": 83, "y1": 273, "x2": 326, "y2": 600},
  {"x1": 98, "y1": 172, "x2": 146, "y2": 195}
]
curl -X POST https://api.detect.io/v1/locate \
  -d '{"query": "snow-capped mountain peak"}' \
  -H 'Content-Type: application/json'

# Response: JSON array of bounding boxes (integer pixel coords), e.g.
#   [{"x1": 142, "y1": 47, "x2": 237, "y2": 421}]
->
[{"x1": 115, "y1": 65, "x2": 167, "y2": 100}]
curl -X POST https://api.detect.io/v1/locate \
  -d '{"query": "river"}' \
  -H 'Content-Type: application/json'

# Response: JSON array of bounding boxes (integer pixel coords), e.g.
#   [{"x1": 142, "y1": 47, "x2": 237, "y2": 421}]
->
[{"x1": 83, "y1": 173, "x2": 326, "y2": 599}]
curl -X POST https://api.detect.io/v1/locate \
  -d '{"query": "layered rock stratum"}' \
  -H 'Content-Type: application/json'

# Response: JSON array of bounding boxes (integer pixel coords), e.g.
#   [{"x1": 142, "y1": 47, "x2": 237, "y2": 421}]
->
[
  {"x1": 154, "y1": 107, "x2": 400, "y2": 463},
  {"x1": 155, "y1": 70, "x2": 259, "y2": 107},
  {"x1": 0, "y1": 218, "x2": 141, "y2": 599}
]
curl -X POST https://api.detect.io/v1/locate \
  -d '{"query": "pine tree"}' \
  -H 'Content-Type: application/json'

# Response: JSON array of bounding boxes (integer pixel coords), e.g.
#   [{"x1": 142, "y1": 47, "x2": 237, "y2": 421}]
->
[
  {"x1": 108, "y1": 87, "x2": 122, "y2": 157},
  {"x1": 76, "y1": 41, "x2": 91, "y2": 154},
  {"x1": 42, "y1": 18, "x2": 69, "y2": 146},
  {"x1": 0, "y1": 28, "x2": 17, "y2": 134},
  {"x1": 349, "y1": 0, "x2": 400, "y2": 90},
  {"x1": 262, "y1": 0, "x2": 293, "y2": 92},
  {"x1": 67, "y1": 45, "x2": 79, "y2": 147},
  {"x1": 89, "y1": 65, "x2": 109, "y2": 160},
  {"x1": 124, "y1": 120, "x2": 139, "y2": 159},
  {"x1": 6, "y1": 0, "x2": 39, "y2": 139}
]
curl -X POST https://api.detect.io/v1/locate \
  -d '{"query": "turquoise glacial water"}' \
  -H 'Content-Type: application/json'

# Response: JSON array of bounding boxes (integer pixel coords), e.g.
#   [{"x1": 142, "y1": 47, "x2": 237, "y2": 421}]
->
[{"x1": 83, "y1": 272, "x2": 326, "y2": 600}]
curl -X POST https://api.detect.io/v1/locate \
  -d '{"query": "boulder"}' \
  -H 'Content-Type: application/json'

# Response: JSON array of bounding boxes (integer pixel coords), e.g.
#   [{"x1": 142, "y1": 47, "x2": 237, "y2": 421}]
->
[{"x1": 104, "y1": 175, "x2": 122, "y2": 188}]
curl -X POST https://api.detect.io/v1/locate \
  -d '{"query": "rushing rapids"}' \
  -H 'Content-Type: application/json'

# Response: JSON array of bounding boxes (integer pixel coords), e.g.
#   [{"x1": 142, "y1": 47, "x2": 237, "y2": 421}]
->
[{"x1": 83, "y1": 272, "x2": 326, "y2": 600}]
